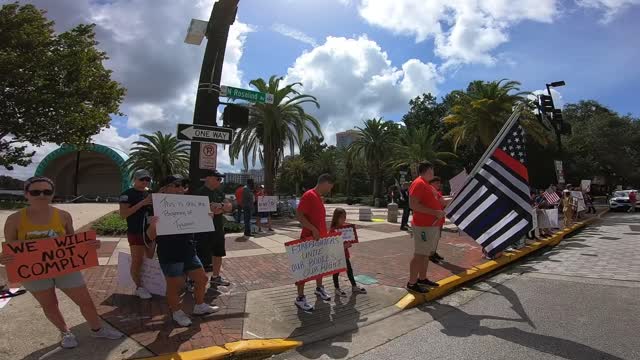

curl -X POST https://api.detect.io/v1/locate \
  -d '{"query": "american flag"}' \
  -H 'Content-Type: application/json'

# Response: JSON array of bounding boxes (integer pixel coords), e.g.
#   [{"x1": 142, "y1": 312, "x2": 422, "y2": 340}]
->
[
  {"x1": 446, "y1": 112, "x2": 533, "y2": 257},
  {"x1": 543, "y1": 190, "x2": 560, "y2": 205}
]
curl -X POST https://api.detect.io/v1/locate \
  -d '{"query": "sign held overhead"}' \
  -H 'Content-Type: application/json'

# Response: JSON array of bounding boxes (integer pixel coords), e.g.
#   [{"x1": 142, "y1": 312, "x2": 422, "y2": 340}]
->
[{"x1": 177, "y1": 123, "x2": 233, "y2": 144}]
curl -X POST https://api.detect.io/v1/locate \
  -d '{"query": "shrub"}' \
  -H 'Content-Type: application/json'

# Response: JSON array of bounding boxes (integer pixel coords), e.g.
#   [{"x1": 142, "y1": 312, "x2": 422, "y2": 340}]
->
[
  {"x1": 93, "y1": 212, "x2": 128, "y2": 235},
  {"x1": 223, "y1": 220, "x2": 243, "y2": 233}
]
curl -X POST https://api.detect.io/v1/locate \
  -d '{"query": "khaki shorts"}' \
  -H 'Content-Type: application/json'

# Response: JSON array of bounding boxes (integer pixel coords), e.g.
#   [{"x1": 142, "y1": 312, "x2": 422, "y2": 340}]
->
[
  {"x1": 413, "y1": 226, "x2": 441, "y2": 256},
  {"x1": 21, "y1": 272, "x2": 85, "y2": 293}
]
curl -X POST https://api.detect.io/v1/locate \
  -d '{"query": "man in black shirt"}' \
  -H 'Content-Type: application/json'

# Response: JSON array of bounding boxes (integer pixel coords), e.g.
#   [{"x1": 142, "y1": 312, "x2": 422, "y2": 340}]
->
[{"x1": 119, "y1": 169, "x2": 154, "y2": 300}]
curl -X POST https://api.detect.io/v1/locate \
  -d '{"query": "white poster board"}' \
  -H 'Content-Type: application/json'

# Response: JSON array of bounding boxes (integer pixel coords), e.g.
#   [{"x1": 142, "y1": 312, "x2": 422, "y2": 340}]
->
[
  {"x1": 285, "y1": 235, "x2": 347, "y2": 283},
  {"x1": 116, "y1": 252, "x2": 166, "y2": 296},
  {"x1": 257, "y1": 196, "x2": 278, "y2": 212},
  {"x1": 537, "y1": 209, "x2": 559, "y2": 229},
  {"x1": 152, "y1": 194, "x2": 214, "y2": 236},
  {"x1": 449, "y1": 169, "x2": 468, "y2": 197},
  {"x1": 581, "y1": 180, "x2": 591, "y2": 192},
  {"x1": 571, "y1": 191, "x2": 586, "y2": 212}
]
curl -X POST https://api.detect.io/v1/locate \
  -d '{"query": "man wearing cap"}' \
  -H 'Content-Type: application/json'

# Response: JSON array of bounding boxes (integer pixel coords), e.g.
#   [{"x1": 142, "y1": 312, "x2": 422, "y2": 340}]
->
[
  {"x1": 193, "y1": 170, "x2": 233, "y2": 288},
  {"x1": 119, "y1": 169, "x2": 154, "y2": 300}
]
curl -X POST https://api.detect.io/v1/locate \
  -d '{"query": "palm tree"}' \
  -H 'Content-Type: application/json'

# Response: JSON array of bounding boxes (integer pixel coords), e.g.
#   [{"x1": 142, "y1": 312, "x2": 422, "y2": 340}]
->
[
  {"x1": 444, "y1": 79, "x2": 531, "y2": 150},
  {"x1": 390, "y1": 125, "x2": 456, "y2": 178},
  {"x1": 350, "y1": 118, "x2": 398, "y2": 198},
  {"x1": 337, "y1": 146, "x2": 358, "y2": 197},
  {"x1": 281, "y1": 155, "x2": 307, "y2": 196},
  {"x1": 125, "y1": 131, "x2": 189, "y2": 189},
  {"x1": 229, "y1": 75, "x2": 322, "y2": 194}
]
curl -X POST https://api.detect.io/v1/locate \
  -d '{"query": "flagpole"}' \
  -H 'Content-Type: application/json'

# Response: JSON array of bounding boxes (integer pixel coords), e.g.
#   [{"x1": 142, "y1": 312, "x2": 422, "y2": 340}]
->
[{"x1": 445, "y1": 103, "x2": 525, "y2": 212}]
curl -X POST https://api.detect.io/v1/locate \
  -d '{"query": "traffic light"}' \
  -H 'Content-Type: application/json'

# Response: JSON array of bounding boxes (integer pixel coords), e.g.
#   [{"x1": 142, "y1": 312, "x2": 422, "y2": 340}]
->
[
  {"x1": 222, "y1": 104, "x2": 248, "y2": 129},
  {"x1": 539, "y1": 94, "x2": 554, "y2": 114}
]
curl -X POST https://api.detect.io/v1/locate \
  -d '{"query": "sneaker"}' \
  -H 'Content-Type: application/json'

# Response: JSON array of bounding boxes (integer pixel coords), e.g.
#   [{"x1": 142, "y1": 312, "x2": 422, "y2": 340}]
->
[
  {"x1": 135, "y1": 287, "x2": 152, "y2": 299},
  {"x1": 268, "y1": 228, "x2": 274, "y2": 232},
  {"x1": 91, "y1": 326, "x2": 124, "y2": 340},
  {"x1": 315, "y1": 286, "x2": 331, "y2": 301},
  {"x1": 295, "y1": 296, "x2": 314, "y2": 311},
  {"x1": 209, "y1": 276, "x2": 231, "y2": 287},
  {"x1": 335, "y1": 288, "x2": 348, "y2": 297},
  {"x1": 400, "y1": 226, "x2": 409, "y2": 231},
  {"x1": 186, "y1": 279, "x2": 195, "y2": 293},
  {"x1": 406, "y1": 282, "x2": 428, "y2": 294},
  {"x1": 172, "y1": 310, "x2": 192, "y2": 327},
  {"x1": 418, "y1": 278, "x2": 440, "y2": 287},
  {"x1": 60, "y1": 331, "x2": 78, "y2": 349},
  {"x1": 433, "y1": 252, "x2": 444, "y2": 260},
  {"x1": 352, "y1": 286, "x2": 367, "y2": 294},
  {"x1": 429, "y1": 255, "x2": 443, "y2": 264},
  {"x1": 193, "y1": 303, "x2": 220, "y2": 315}
]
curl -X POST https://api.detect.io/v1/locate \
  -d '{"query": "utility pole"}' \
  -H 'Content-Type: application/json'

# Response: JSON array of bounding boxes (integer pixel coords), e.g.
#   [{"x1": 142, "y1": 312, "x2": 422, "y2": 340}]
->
[{"x1": 187, "y1": 0, "x2": 239, "y2": 189}]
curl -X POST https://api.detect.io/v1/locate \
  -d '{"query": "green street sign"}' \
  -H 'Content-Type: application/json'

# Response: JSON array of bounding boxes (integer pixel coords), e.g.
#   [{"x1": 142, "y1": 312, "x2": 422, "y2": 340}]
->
[{"x1": 220, "y1": 85, "x2": 274, "y2": 104}]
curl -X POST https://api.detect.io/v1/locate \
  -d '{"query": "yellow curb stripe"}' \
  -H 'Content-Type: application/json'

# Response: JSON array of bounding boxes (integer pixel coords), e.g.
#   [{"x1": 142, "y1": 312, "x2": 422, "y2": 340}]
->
[
  {"x1": 141, "y1": 339, "x2": 302, "y2": 360},
  {"x1": 143, "y1": 346, "x2": 230, "y2": 360}
]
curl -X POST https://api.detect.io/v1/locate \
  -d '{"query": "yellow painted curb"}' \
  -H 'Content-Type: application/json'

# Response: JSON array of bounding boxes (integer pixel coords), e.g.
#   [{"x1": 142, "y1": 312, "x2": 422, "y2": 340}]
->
[
  {"x1": 144, "y1": 346, "x2": 230, "y2": 360},
  {"x1": 141, "y1": 339, "x2": 302, "y2": 360},
  {"x1": 395, "y1": 212, "x2": 606, "y2": 310}
]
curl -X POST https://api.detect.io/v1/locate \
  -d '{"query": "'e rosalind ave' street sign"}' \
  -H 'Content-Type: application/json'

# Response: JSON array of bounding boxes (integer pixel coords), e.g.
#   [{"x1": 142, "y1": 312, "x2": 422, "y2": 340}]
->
[{"x1": 220, "y1": 85, "x2": 274, "y2": 104}]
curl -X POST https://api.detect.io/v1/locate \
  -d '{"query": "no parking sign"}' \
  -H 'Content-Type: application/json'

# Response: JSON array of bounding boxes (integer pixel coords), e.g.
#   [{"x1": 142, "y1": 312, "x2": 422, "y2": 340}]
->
[{"x1": 199, "y1": 142, "x2": 217, "y2": 170}]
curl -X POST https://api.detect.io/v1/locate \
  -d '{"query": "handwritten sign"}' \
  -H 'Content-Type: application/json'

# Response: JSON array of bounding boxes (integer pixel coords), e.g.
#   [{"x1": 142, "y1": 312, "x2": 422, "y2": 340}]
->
[
  {"x1": 116, "y1": 252, "x2": 166, "y2": 296},
  {"x1": 581, "y1": 180, "x2": 591, "y2": 192},
  {"x1": 2, "y1": 231, "x2": 99, "y2": 283},
  {"x1": 285, "y1": 234, "x2": 347, "y2": 283},
  {"x1": 571, "y1": 191, "x2": 586, "y2": 212},
  {"x1": 257, "y1": 196, "x2": 278, "y2": 212},
  {"x1": 336, "y1": 224, "x2": 358, "y2": 244},
  {"x1": 152, "y1": 193, "x2": 215, "y2": 236}
]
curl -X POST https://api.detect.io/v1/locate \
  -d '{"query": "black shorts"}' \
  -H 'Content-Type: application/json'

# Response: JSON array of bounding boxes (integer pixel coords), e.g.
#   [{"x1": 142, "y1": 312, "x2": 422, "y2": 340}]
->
[{"x1": 195, "y1": 230, "x2": 226, "y2": 258}]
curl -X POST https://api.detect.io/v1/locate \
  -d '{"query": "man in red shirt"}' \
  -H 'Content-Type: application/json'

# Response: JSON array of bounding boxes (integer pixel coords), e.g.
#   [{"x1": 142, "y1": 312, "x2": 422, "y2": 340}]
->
[
  {"x1": 234, "y1": 185, "x2": 244, "y2": 223},
  {"x1": 294, "y1": 173, "x2": 334, "y2": 311},
  {"x1": 407, "y1": 162, "x2": 445, "y2": 294}
]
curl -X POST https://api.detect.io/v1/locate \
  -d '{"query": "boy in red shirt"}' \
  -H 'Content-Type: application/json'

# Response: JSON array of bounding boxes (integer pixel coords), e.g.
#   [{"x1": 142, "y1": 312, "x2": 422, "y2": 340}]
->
[
  {"x1": 407, "y1": 162, "x2": 445, "y2": 294},
  {"x1": 294, "y1": 174, "x2": 335, "y2": 311}
]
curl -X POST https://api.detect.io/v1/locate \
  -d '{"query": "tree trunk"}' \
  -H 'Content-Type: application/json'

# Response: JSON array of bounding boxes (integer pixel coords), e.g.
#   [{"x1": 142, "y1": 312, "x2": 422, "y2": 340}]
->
[
  {"x1": 295, "y1": 182, "x2": 300, "y2": 196},
  {"x1": 73, "y1": 151, "x2": 81, "y2": 197},
  {"x1": 264, "y1": 146, "x2": 276, "y2": 195}
]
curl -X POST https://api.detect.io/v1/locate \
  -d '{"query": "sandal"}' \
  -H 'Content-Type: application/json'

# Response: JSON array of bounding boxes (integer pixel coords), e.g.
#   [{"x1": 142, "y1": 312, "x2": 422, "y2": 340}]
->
[{"x1": 0, "y1": 288, "x2": 27, "y2": 299}]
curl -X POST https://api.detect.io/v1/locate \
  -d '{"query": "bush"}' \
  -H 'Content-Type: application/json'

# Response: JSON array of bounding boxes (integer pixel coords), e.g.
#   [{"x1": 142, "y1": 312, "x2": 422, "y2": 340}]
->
[
  {"x1": 0, "y1": 200, "x2": 27, "y2": 210},
  {"x1": 223, "y1": 220, "x2": 243, "y2": 233},
  {"x1": 93, "y1": 212, "x2": 128, "y2": 235}
]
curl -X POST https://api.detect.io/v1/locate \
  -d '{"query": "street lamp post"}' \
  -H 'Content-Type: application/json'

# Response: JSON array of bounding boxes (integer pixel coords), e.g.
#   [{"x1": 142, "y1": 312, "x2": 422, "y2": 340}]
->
[{"x1": 184, "y1": 0, "x2": 239, "y2": 189}]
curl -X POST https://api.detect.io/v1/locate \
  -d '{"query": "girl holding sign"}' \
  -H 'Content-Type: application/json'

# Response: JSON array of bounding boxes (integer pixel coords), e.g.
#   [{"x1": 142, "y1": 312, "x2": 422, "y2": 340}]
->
[
  {"x1": 330, "y1": 208, "x2": 367, "y2": 297},
  {"x1": 0, "y1": 177, "x2": 122, "y2": 349}
]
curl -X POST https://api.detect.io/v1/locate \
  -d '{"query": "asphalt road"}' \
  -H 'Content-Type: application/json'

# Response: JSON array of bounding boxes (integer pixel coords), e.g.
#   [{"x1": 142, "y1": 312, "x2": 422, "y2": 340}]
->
[{"x1": 277, "y1": 212, "x2": 640, "y2": 360}]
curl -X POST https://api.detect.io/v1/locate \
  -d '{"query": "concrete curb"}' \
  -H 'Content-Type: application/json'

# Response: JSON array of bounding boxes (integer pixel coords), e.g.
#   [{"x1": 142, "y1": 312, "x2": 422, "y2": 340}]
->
[{"x1": 142, "y1": 339, "x2": 302, "y2": 360}]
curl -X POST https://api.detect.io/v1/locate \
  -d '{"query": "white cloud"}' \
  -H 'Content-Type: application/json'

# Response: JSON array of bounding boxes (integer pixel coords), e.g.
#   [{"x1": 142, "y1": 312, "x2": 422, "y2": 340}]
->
[
  {"x1": 576, "y1": 0, "x2": 640, "y2": 23},
  {"x1": 284, "y1": 36, "x2": 441, "y2": 145},
  {"x1": 272, "y1": 23, "x2": 318, "y2": 47},
  {"x1": 355, "y1": 0, "x2": 558, "y2": 66}
]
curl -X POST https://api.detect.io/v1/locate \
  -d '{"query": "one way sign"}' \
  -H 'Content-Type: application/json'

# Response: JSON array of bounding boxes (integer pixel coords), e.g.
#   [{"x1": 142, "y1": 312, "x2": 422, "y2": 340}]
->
[{"x1": 177, "y1": 124, "x2": 233, "y2": 145}]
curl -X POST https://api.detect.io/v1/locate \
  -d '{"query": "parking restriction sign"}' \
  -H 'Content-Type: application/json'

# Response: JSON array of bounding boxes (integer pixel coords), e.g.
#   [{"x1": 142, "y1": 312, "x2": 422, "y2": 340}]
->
[{"x1": 199, "y1": 143, "x2": 217, "y2": 170}]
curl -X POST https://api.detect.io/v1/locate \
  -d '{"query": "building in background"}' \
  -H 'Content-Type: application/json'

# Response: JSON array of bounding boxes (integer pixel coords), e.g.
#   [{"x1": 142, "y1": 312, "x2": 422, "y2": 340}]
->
[
  {"x1": 225, "y1": 168, "x2": 264, "y2": 185},
  {"x1": 336, "y1": 129, "x2": 360, "y2": 149}
]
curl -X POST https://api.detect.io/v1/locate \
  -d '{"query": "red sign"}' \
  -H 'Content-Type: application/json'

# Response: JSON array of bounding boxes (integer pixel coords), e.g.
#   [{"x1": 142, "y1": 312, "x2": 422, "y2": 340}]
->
[{"x1": 3, "y1": 231, "x2": 99, "y2": 283}]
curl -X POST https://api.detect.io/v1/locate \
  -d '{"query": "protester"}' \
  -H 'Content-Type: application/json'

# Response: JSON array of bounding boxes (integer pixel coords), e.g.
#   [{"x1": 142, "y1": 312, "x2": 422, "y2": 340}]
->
[
  {"x1": 193, "y1": 170, "x2": 233, "y2": 289},
  {"x1": 242, "y1": 179, "x2": 256, "y2": 238},
  {"x1": 255, "y1": 185, "x2": 274, "y2": 232},
  {"x1": 628, "y1": 190, "x2": 637, "y2": 213},
  {"x1": 399, "y1": 182, "x2": 411, "y2": 231},
  {"x1": 146, "y1": 175, "x2": 219, "y2": 327},
  {"x1": 406, "y1": 162, "x2": 444, "y2": 294},
  {"x1": 330, "y1": 208, "x2": 367, "y2": 297},
  {"x1": 119, "y1": 169, "x2": 154, "y2": 300},
  {"x1": 234, "y1": 184, "x2": 244, "y2": 223},
  {"x1": 294, "y1": 174, "x2": 335, "y2": 311},
  {"x1": 1, "y1": 177, "x2": 122, "y2": 348},
  {"x1": 584, "y1": 191, "x2": 596, "y2": 214},
  {"x1": 562, "y1": 190, "x2": 574, "y2": 228},
  {"x1": 428, "y1": 177, "x2": 447, "y2": 263}
]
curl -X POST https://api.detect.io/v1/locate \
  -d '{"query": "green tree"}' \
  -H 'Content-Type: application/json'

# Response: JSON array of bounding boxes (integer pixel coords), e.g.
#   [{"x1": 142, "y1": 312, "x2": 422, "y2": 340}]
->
[
  {"x1": 336, "y1": 147, "x2": 360, "y2": 197},
  {"x1": 402, "y1": 93, "x2": 450, "y2": 134},
  {"x1": 277, "y1": 155, "x2": 307, "y2": 195},
  {"x1": 229, "y1": 76, "x2": 322, "y2": 194},
  {"x1": 0, "y1": 3, "x2": 125, "y2": 170},
  {"x1": 390, "y1": 126, "x2": 456, "y2": 178},
  {"x1": 125, "y1": 132, "x2": 190, "y2": 190},
  {"x1": 350, "y1": 118, "x2": 399, "y2": 198}
]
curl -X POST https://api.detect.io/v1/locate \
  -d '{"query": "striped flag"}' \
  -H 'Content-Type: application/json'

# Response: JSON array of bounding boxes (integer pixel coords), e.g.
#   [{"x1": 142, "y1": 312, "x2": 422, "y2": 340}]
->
[
  {"x1": 446, "y1": 107, "x2": 533, "y2": 257},
  {"x1": 543, "y1": 190, "x2": 560, "y2": 205}
]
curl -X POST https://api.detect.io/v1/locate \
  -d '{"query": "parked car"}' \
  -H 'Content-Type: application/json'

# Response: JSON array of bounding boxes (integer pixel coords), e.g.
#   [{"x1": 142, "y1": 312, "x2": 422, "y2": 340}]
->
[{"x1": 609, "y1": 190, "x2": 637, "y2": 211}]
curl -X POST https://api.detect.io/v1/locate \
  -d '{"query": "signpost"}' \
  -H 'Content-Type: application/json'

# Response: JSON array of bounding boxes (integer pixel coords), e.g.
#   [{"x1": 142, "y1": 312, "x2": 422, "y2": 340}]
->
[
  {"x1": 199, "y1": 143, "x2": 217, "y2": 170},
  {"x1": 221, "y1": 85, "x2": 274, "y2": 104},
  {"x1": 177, "y1": 123, "x2": 233, "y2": 144}
]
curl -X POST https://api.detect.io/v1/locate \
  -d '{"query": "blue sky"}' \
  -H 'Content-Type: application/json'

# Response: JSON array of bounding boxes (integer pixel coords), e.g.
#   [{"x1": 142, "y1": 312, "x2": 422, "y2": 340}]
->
[{"x1": 3, "y1": 0, "x2": 640, "y2": 179}]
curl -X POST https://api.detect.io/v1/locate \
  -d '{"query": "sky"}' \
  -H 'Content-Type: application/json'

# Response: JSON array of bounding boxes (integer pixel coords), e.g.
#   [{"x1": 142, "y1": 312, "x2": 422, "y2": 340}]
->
[{"x1": 2, "y1": 0, "x2": 640, "y2": 180}]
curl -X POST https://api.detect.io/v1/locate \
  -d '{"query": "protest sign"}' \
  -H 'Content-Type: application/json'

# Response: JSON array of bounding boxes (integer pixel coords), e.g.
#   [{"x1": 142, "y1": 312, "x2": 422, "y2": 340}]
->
[
  {"x1": 152, "y1": 193, "x2": 214, "y2": 236},
  {"x1": 449, "y1": 169, "x2": 468, "y2": 196},
  {"x1": 285, "y1": 234, "x2": 347, "y2": 283},
  {"x1": 257, "y1": 196, "x2": 278, "y2": 212},
  {"x1": 116, "y1": 252, "x2": 166, "y2": 296},
  {"x1": 571, "y1": 191, "x2": 586, "y2": 212},
  {"x1": 2, "y1": 231, "x2": 99, "y2": 283},
  {"x1": 336, "y1": 224, "x2": 358, "y2": 244},
  {"x1": 536, "y1": 208, "x2": 559, "y2": 229},
  {"x1": 581, "y1": 180, "x2": 591, "y2": 192}
]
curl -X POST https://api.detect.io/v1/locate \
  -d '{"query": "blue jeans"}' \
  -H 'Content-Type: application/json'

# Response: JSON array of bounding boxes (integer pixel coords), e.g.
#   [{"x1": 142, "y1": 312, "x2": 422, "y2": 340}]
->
[
  {"x1": 244, "y1": 207, "x2": 252, "y2": 236},
  {"x1": 235, "y1": 207, "x2": 243, "y2": 223},
  {"x1": 401, "y1": 206, "x2": 411, "y2": 227}
]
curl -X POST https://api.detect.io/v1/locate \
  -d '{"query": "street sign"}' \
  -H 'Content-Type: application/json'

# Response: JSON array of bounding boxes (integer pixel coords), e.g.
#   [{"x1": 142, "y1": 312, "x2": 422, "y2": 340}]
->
[
  {"x1": 199, "y1": 143, "x2": 217, "y2": 170},
  {"x1": 220, "y1": 85, "x2": 274, "y2": 104},
  {"x1": 177, "y1": 123, "x2": 233, "y2": 144}
]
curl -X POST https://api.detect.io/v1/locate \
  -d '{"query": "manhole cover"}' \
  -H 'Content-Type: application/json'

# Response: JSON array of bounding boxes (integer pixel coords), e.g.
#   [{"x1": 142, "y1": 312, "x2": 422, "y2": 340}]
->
[{"x1": 354, "y1": 275, "x2": 378, "y2": 285}]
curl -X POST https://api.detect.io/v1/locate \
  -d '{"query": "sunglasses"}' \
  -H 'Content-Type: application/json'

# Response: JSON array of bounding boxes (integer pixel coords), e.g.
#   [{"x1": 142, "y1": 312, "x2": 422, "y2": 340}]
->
[
  {"x1": 170, "y1": 182, "x2": 185, "y2": 188},
  {"x1": 28, "y1": 189, "x2": 54, "y2": 196},
  {"x1": 138, "y1": 177, "x2": 152, "y2": 182}
]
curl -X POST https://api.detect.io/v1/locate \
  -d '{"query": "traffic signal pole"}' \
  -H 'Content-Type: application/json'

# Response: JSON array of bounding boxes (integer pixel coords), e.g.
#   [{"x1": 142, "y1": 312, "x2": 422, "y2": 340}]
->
[{"x1": 188, "y1": 0, "x2": 239, "y2": 189}]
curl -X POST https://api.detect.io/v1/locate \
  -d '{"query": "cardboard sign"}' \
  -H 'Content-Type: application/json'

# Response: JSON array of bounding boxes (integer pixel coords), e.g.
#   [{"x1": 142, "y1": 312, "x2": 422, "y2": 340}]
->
[
  {"x1": 570, "y1": 191, "x2": 586, "y2": 212},
  {"x1": 152, "y1": 193, "x2": 215, "y2": 236},
  {"x1": 116, "y1": 252, "x2": 166, "y2": 296},
  {"x1": 285, "y1": 234, "x2": 347, "y2": 283},
  {"x1": 581, "y1": 180, "x2": 591, "y2": 192},
  {"x1": 449, "y1": 169, "x2": 468, "y2": 197},
  {"x1": 199, "y1": 142, "x2": 217, "y2": 170},
  {"x1": 2, "y1": 231, "x2": 99, "y2": 283},
  {"x1": 257, "y1": 196, "x2": 278, "y2": 212},
  {"x1": 336, "y1": 224, "x2": 358, "y2": 244}
]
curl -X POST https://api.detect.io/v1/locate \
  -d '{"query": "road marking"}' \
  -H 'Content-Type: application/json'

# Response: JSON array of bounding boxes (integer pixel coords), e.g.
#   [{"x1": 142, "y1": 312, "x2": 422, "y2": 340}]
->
[{"x1": 245, "y1": 331, "x2": 263, "y2": 339}]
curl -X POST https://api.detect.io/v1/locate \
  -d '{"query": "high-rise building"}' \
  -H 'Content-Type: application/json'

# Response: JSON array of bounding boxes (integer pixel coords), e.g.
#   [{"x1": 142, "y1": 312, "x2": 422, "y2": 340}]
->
[
  {"x1": 336, "y1": 129, "x2": 360, "y2": 149},
  {"x1": 225, "y1": 168, "x2": 264, "y2": 185}
]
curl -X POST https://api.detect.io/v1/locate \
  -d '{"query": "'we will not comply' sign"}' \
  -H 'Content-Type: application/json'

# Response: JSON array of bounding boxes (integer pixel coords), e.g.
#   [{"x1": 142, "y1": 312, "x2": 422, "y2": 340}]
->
[{"x1": 2, "y1": 231, "x2": 99, "y2": 283}]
